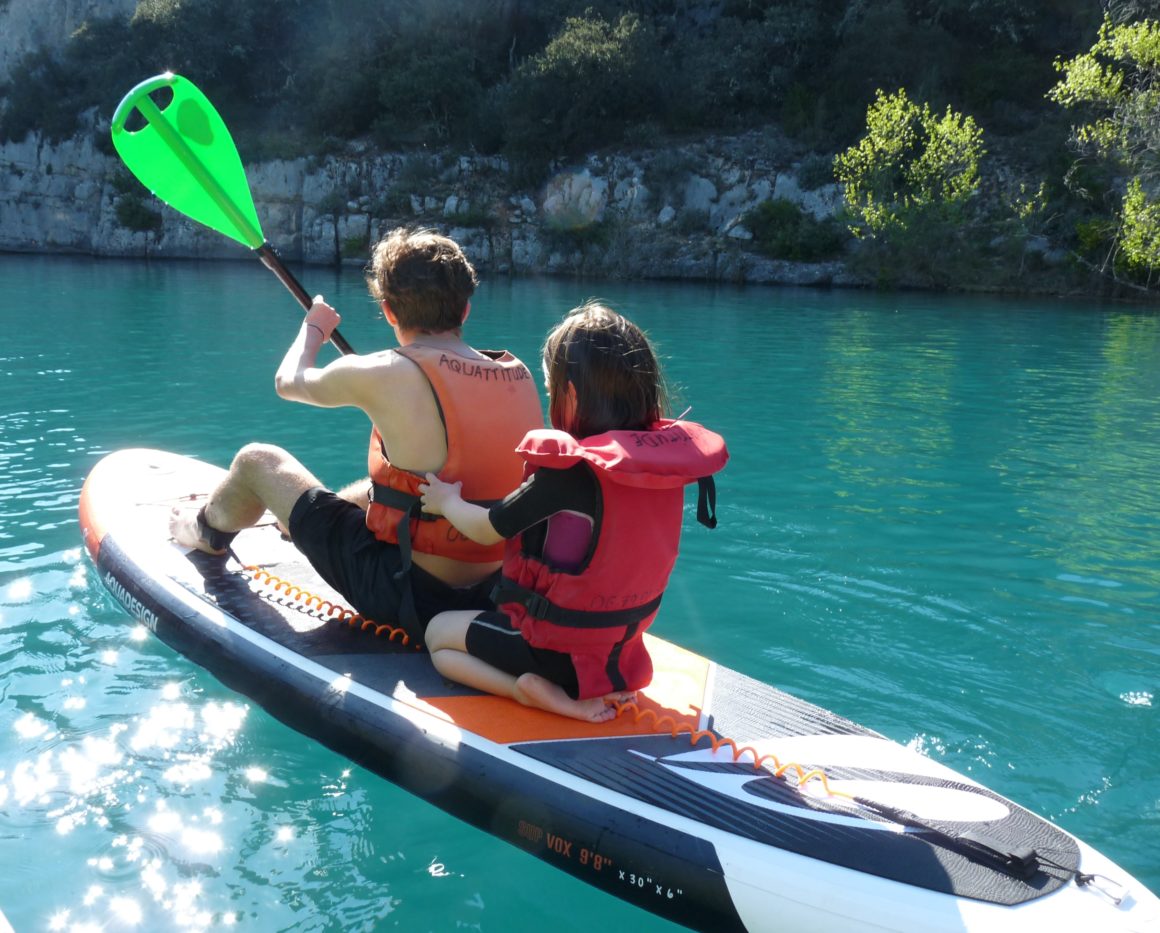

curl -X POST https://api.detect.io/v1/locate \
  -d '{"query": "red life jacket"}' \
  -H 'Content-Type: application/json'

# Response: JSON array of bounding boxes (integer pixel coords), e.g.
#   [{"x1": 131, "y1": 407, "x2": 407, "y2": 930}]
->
[
  {"x1": 492, "y1": 419, "x2": 728, "y2": 698},
  {"x1": 366, "y1": 343, "x2": 542, "y2": 563}
]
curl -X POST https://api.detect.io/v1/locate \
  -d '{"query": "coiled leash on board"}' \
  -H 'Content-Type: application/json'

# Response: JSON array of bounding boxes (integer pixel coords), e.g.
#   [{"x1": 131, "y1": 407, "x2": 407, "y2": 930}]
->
[
  {"x1": 188, "y1": 499, "x2": 419, "y2": 648},
  {"x1": 240, "y1": 561, "x2": 420, "y2": 649},
  {"x1": 609, "y1": 699, "x2": 1065, "y2": 884},
  {"x1": 186, "y1": 502, "x2": 1070, "y2": 888}
]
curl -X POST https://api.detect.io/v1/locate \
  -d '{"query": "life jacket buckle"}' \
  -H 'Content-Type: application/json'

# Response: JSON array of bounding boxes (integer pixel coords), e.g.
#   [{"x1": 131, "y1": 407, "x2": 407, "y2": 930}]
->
[{"x1": 522, "y1": 590, "x2": 554, "y2": 620}]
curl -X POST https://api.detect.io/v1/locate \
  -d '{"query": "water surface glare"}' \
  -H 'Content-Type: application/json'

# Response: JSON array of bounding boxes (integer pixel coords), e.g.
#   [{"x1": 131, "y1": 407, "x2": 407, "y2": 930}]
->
[{"x1": 1, "y1": 254, "x2": 1157, "y2": 931}]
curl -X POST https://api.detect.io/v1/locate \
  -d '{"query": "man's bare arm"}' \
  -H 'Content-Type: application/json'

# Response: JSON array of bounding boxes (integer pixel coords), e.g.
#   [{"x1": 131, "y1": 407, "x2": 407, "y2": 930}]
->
[{"x1": 274, "y1": 297, "x2": 380, "y2": 410}]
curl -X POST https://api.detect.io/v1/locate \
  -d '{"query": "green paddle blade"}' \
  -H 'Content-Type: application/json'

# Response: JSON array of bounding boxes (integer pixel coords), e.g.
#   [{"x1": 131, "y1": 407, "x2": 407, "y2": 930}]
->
[{"x1": 111, "y1": 73, "x2": 264, "y2": 248}]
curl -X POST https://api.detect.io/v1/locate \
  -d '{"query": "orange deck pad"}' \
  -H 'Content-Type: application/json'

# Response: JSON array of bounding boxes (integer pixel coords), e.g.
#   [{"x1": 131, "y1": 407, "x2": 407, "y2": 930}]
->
[{"x1": 421, "y1": 635, "x2": 712, "y2": 745}]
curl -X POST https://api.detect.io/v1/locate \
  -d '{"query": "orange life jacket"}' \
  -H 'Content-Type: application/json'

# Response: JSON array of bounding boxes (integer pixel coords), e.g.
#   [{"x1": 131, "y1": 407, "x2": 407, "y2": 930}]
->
[
  {"x1": 366, "y1": 343, "x2": 543, "y2": 563},
  {"x1": 492, "y1": 420, "x2": 728, "y2": 698}
]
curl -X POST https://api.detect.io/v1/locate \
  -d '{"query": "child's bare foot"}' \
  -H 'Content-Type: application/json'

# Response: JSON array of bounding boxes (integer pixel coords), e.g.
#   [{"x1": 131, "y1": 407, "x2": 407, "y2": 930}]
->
[
  {"x1": 514, "y1": 673, "x2": 621, "y2": 723},
  {"x1": 606, "y1": 691, "x2": 637, "y2": 708},
  {"x1": 169, "y1": 505, "x2": 235, "y2": 555}
]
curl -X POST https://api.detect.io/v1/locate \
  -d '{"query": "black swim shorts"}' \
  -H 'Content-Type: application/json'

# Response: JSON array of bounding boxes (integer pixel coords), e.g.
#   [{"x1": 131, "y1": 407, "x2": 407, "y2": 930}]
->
[
  {"x1": 288, "y1": 486, "x2": 498, "y2": 642},
  {"x1": 465, "y1": 611, "x2": 580, "y2": 699}
]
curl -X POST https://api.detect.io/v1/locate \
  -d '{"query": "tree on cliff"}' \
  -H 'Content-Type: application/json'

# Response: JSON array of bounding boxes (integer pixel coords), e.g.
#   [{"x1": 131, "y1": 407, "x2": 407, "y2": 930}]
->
[
  {"x1": 1049, "y1": 13, "x2": 1160, "y2": 285},
  {"x1": 833, "y1": 88, "x2": 985, "y2": 286},
  {"x1": 834, "y1": 87, "x2": 985, "y2": 237},
  {"x1": 500, "y1": 12, "x2": 662, "y2": 177}
]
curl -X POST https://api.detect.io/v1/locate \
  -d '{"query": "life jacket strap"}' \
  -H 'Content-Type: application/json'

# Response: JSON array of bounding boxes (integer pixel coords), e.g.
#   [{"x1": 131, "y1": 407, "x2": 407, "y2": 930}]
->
[
  {"x1": 370, "y1": 483, "x2": 439, "y2": 525},
  {"x1": 369, "y1": 482, "x2": 503, "y2": 573},
  {"x1": 492, "y1": 579, "x2": 662, "y2": 629},
  {"x1": 696, "y1": 476, "x2": 718, "y2": 529},
  {"x1": 370, "y1": 482, "x2": 503, "y2": 525}
]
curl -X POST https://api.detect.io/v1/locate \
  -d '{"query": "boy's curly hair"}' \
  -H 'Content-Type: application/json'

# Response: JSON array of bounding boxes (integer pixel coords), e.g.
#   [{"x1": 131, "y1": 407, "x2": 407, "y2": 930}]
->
[{"x1": 365, "y1": 228, "x2": 477, "y2": 333}]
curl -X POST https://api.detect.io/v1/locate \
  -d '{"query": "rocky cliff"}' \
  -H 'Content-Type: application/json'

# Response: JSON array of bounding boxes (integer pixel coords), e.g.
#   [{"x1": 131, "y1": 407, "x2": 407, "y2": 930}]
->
[
  {"x1": 0, "y1": 122, "x2": 860, "y2": 286},
  {"x1": 0, "y1": 0, "x2": 859, "y2": 285},
  {"x1": 0, "y1": 0, "x2": 135, "y2": 81}
]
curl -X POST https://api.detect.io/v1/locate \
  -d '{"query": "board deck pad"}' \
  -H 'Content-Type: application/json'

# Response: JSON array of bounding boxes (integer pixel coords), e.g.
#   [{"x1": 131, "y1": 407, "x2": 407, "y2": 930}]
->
[{"x1": 80, "y1": 449, "x2": 1160, "y2": 933}]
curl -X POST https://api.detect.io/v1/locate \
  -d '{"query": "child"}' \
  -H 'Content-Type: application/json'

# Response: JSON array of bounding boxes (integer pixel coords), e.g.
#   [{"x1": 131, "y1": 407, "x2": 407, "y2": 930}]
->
[{"x1": 419, "y1": 301, "x2": 728, "y2": 722}]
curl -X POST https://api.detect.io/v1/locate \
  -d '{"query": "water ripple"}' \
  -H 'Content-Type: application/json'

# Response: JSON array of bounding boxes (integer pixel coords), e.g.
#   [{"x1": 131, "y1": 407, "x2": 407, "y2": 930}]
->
[{"x1": 2, "y1": 260, "x2": 1158, "y2": 927}]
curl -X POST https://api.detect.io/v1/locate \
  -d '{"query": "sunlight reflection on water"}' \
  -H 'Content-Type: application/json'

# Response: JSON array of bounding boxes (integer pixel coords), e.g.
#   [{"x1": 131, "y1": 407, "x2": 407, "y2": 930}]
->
[
  {"x1": 1, "y1": 258, "x2": 1158, "y2": 930},
  {"x1": 1, "y1": 668, "x2": 253, "y2": 929}
]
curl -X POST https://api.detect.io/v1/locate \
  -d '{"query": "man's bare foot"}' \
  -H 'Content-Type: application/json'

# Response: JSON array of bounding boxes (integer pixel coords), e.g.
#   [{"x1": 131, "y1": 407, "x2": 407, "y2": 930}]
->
[
  {"x1": 169, "y1": 506, "x2": 230, "y2": 555},
  {"x1": 514, "y1": 673, "x2": 621, "y2": 723}
]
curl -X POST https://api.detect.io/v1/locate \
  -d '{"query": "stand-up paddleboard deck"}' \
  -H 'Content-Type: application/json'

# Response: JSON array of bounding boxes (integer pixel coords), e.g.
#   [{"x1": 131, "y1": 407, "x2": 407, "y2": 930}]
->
[{"x1": 80, "y1": 449, "x2": 1159, "y2": 932}]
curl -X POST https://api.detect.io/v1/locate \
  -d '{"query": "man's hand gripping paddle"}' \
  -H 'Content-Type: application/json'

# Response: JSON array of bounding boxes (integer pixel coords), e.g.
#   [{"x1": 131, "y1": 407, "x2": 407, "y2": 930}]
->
[{"x1": 111, "y1": 73, "x2": 354, "y2": 355}]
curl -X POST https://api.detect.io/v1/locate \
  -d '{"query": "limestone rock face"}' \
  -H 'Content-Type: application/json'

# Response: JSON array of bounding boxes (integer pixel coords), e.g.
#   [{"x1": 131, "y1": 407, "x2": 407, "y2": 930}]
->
[
  {"x1": 0, "y1": 0, "x2": 135, "y2": 81},
  {"x1": 0, "y1": 124, "x2": 860, "y2": 286},
  {"x1": 542, "y1": 169, "x2": 609, "y2": 229},
  {"x1": 0, "y1": 0, "x2": 852, "y2": 285}
]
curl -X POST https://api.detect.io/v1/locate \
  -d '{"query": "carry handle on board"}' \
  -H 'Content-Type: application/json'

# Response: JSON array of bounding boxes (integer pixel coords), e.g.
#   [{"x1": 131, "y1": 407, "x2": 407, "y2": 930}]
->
[{"x1": 110, "y1": 73, "x2": 355, "y2": 356}]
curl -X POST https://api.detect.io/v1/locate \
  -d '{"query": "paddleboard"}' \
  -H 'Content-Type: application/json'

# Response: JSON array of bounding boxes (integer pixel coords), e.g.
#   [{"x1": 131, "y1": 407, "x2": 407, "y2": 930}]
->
[{"x1": 79, "y1": 448, "x2": 1160, "y2": 932}]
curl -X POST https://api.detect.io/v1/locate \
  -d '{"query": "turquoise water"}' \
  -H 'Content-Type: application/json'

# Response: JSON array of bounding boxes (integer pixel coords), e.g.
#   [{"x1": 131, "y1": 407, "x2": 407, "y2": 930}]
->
[{"x1": 1, "y1": 253, "x2": 1158, "y2": 931}]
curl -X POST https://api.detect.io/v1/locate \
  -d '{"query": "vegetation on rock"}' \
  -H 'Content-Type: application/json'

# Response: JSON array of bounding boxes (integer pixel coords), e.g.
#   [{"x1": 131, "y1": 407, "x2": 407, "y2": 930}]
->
[{"x1": 2, "y1": 0, "x2": 1159, "y2": 296}]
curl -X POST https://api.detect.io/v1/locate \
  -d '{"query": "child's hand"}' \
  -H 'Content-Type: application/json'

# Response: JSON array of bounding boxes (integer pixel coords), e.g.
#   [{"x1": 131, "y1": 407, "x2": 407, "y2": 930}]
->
[{"x1": 419, "y1": 473, "x2": 462, "y2": 516}]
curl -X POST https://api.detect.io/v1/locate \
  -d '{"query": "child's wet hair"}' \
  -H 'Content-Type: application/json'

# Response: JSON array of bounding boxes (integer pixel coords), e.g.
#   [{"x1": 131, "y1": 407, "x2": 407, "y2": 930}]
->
[{"x1": 543, "y1": 301, "x2": 667, "y2": 437}]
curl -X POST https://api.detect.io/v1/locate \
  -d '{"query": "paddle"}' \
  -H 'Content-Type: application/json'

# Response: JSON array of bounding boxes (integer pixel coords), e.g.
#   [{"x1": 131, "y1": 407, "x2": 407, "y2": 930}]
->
[{"x1": 110, "y1": 72, "x2": 355, "y2": 355}]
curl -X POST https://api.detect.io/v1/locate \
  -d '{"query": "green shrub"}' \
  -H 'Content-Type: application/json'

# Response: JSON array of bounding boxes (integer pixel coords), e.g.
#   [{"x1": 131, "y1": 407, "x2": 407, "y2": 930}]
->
[
  {"x1": 0, "y1": 50, "x2": 78, "y2": 143},
  {"x1": 834, "y1": 88, "x2": 985, "y2": 238},
  {"x1": 0, "y1": 0, "x2": 1100, "y2": 196},
  {"x1": 316, "y1": 190, "x2": 347, "y2": 218},
  {"x1": 796, "y1": 153, "x2": 835, "y2": 191},
  {"x1": 341, "y1": 233, "x2": 370, "y2": 259},
  {"x1": 395, "y1": 155, "x2": 441, "y2": 193},
  {"x1": 646, "y1": 151, "x2": 698, "y2": 208},
  {"x1": 374, "y1": 40, "x2": 482, "y2": 145},
  {"x1": 1119, "y1": 178, "x2": 1160, "y2": 272},
  {"x1": 115, "y1": 194, "x2": 163, "y2": 233},
  {"x1": 453, "y1": 205, "x2": 497, "y2": 229},
  {"x1": 674, "y1": 208, "x2": 709, "y2": 235},
  {"x1": 374, "y1": 190, "x2": 414, "y2": 218},
  {"x1": 501, "y1": 13, "x2": 664, "y2": 170},
  {"x1": 542, "y1": 218, "x2": 613, "y2": 252},
  {"x1": 665, "y1": 16, "x2": 779, "y2": 127},
  {"x1": 779, "y1": 82, "x2": 840, "y2": 150},
  {"x1": 110, "y1": 172, "x2": 138, "y2": 196},
  {"x1": 1051, "y1": 15, "x2": 1160, "y2": 282},
  {"x1": 743, "y1": 199, "x2": 846, "y2": 262}
]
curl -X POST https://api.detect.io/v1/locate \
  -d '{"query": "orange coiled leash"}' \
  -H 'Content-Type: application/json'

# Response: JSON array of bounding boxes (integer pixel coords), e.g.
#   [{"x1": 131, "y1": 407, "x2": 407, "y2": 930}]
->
[
  {"x1": 609, "y1": 705, "x2": 1055, "y2": 879},
  {"x1": 240, "y1": 564, "x2": 421, "y2": 649},
  {"x1": 607, "y1": 701, "x2": 1040, "y2": 878},
  {"x1": 610, "y1": 700, "x2": 852, "y2": 800},
  {"x1": 179, "y1": 497, "x2": 416, "y2": 648}
]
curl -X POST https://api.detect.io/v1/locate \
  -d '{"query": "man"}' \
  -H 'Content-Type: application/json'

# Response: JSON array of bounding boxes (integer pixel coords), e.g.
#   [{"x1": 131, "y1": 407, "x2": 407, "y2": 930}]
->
[{"x1": 169, "y1": 228, "x2": 544, "y2": 641}]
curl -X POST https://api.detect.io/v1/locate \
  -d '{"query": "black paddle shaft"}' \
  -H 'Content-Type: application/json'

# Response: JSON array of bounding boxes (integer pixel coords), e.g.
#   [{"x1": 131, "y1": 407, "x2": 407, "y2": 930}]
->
[{"x1": 256, "y1": 244, "x2": 355, "y2": 355}]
